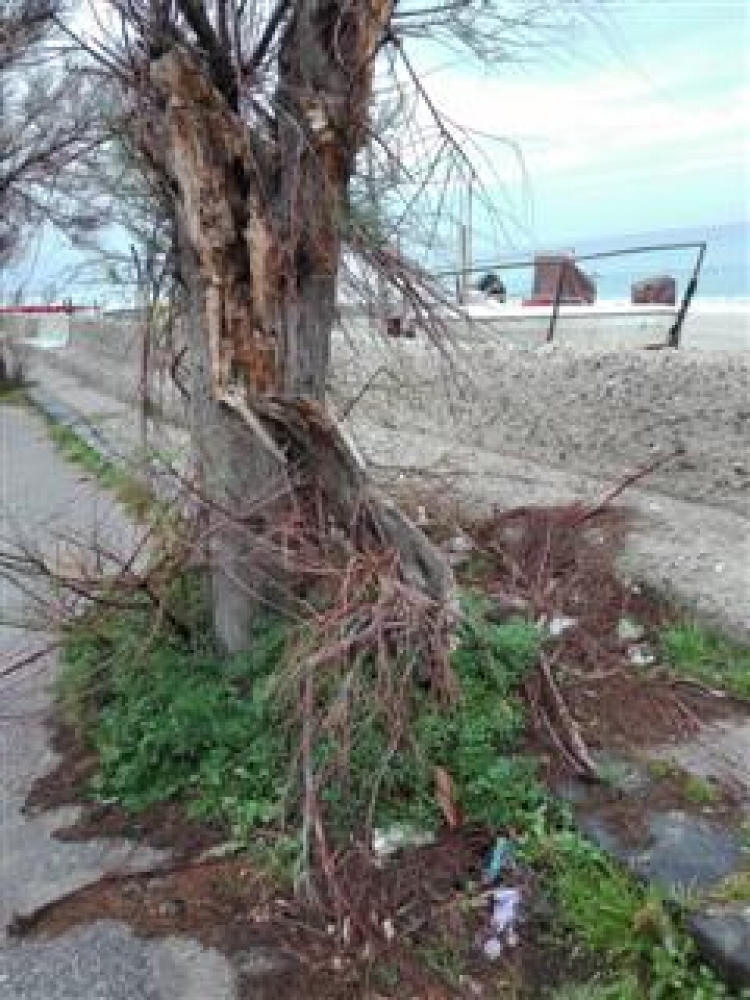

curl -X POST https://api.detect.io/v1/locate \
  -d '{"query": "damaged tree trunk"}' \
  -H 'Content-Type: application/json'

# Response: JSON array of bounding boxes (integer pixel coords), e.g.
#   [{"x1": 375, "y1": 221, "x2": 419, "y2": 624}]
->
[{"x1": 146, "y1": 3, "x2": 450, "y2": 650}]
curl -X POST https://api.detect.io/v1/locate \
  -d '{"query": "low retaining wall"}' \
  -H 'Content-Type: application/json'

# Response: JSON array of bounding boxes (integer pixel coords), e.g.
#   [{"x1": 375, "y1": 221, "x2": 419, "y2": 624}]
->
[{"x1": 30, "y1": 316, "x2": 186, "y2": 424}]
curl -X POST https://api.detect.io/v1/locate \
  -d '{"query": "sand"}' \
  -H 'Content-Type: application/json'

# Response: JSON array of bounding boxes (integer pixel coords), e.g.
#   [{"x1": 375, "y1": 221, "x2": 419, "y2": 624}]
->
[
  {"x1": 331, "y1": 312, "x2": 750, "y2": 517},
  {"x1": 23, "y1": 304, "x2": 750, "y2": 636},
  {"x1": 331, "y1": 309, "x2": 750, "y2": 638}
]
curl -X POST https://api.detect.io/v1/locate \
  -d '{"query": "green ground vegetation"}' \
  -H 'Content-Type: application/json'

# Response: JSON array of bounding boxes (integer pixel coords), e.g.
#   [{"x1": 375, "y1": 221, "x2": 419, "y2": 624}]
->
[
  {"x1": 58, "y1": 593, "x2": 543, "y2": 844},
  {"x1": 646, "y1": 759, "x2": 720, "y2": 807},
  {"x1": 57, "y1": 587, "x2": 741, "y2": 998},
  {"x1": 659, "y1": 622, "x2": 750, "y2": 700},
  {"x1": 0, "y1": 384, "x2": 27, "y2": 404},
  {"x1": 531, "y1": 827, "x2": 736, "y2": 999},
  {"x1": 46, "y1": 420, "x2": 156, "y2": 521}
]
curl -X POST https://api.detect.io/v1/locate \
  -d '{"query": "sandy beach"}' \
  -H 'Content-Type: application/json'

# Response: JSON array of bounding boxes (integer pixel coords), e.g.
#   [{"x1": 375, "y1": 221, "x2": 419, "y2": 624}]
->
[
  {"x1": 332, "y1": 303, "x2": 750, "y2": 517},
  {"x1": 680, "y1": 300, "x2": 750, "y2": 352}
]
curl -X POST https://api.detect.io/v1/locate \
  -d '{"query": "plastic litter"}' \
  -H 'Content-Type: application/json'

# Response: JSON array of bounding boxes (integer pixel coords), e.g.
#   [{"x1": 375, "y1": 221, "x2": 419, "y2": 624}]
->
[
  {"x1": 372, "y1": 824, "x2": 434, "y2": 858},
  {"x1": 448, "y1": 533, "x2": 473, "y2": 554},
  {"x1": 617, "y1": 616, "x2": 644, "y2": 642},
  {"x1": 482, "y1": 936, "x2": 504, "y2": 960},
  {"x1": 548, "y1": 614, "x2": 577, "y2": 638},
  {"x1": 482, "y1": 835, "x2": 514, "y2": 883},
  {"x1": 481, "y1": 887, "x2": 521, "y2": 961},
  {"x1": 628, "y1": 645, "x2": 655, "y2": 667},
  {"x1": 491, "y1": 887, "x2": 521, "y2": 935}
]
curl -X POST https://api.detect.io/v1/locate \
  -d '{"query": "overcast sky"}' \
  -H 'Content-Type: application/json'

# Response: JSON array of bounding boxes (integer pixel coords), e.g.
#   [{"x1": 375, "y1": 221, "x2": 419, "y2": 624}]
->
[
  {"x1": 419, "y1": 0, "x2": 749, "y2": 245},
  {"x1": 4, "y1": 0, "x2": 748, "y2": 299}
]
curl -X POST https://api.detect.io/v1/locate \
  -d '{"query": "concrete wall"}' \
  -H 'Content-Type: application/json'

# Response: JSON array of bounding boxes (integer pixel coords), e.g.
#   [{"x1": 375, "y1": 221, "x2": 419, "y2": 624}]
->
[{"x1": 28, "y1": 315, "x2": 186, "y2": 423}]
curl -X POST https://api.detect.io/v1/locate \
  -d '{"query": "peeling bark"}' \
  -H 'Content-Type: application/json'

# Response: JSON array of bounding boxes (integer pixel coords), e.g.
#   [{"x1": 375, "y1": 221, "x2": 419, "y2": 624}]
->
[{"x1": 142, "y1": 1, "x2": 448, "y2": 650}]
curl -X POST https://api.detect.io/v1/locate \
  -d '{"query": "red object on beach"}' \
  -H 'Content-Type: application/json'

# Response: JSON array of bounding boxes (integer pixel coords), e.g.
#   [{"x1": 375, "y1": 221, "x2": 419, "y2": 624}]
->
[
  {"x1": 0, "y1": 303, "x2": 87, "y2": 314},
  {"x1": 531, "y1": 254, "x2": 597, "y2": 305}
]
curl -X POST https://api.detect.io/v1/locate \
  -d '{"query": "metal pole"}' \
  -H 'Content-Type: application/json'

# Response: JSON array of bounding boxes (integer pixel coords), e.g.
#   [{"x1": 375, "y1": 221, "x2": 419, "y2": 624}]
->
[
  {"x1": 547, "y1": 259, "x2": 566, "y2": 343},
  {"x1": 467, "y1": 177, "x2": 473, "y2": 290},
  {"x1": 459, "y1": 223, "x2": 468, "y2": 305},
  {"x1": 668, "y1": 242, "x2": 706, "y2": 349},
  {"x1": 433, "y1": 239, "x2": 708, "y2": 281}
]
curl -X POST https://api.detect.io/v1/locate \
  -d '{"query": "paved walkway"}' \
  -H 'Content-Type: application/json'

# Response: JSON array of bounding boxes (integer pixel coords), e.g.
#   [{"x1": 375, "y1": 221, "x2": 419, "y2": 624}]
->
[{"x1": 0, "y1": 403, "x2": 236, "y2": 999}]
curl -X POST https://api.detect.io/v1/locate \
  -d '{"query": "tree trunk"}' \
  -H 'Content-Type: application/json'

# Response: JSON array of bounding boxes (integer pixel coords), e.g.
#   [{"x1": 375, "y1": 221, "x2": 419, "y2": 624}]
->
[{"x1": 146, "y1": 12, "x2": 450, "y2": 652}]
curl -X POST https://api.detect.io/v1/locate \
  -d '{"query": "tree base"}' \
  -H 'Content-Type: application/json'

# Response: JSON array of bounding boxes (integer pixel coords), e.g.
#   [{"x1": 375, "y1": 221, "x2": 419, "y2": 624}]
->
[{"x1": 199, "y1": 392, "x2": 452, "y2": 652}]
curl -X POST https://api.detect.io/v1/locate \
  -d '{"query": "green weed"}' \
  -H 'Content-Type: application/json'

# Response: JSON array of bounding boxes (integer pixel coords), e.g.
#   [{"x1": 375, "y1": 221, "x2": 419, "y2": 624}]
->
[
  {"x1": 46, "y1": 421, "x2": 156, "y2": 521},
  {"x1": 529, "y1": 827, "x2": 733, "y2": 999},
  {"x1": 659, "y1": 623, "x2": 750, "y2": 700},
  {"x1": 707, "y1": 868, "x2": 750, "y2": 904},
  {"x1": 57, "y1": 590, "x2": 543, "y2": 857},
  {"x1": 61, "y1": 606, "x2": 290, "y2": 841},
  {"x1": 417, "y1": 932, "x2": 467, "y2": 989},
  {"x1": 56, "y1": 587, "x2": 742, "y2": 997},
  {"x1": 646, "y1": 759, "x2": 719, "y2": 807},
  {"x1": 0, "y1": 384, "x2": 27, "y2": 404},
  {"x1": 682, "y1": 775, "x2": 719, "y2": 807}
]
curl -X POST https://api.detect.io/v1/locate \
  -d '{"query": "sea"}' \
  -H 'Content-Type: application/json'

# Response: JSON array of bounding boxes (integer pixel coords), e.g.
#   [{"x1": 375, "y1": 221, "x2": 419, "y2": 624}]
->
[{"x1": 2, "y1": 218, "x2": 748, "y2": 311}]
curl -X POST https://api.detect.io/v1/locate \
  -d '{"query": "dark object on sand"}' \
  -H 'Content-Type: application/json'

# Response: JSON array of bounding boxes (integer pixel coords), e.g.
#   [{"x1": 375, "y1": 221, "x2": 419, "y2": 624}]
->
[
  {"x1": 632, "y1": 274, "x2": 677, "y2": 306},
  {"x1": 528, "y1": 254, "x2": 596, "y2": 305},
  {"x1": 386, "y1": 316, "x2": 415, "y2": 338},
  {"x1": 478, "y1": 272, "x2": 506, "y2": 301}
]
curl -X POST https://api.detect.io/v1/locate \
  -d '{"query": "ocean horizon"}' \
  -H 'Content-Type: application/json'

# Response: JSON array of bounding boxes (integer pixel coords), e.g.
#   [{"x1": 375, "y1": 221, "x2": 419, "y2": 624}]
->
[
  {"x1": 2, "y1": 219, "x2": 748, "y2": 310},
  {"x1": 460, "y1": 218, "x2": 749, "y2": 303}
]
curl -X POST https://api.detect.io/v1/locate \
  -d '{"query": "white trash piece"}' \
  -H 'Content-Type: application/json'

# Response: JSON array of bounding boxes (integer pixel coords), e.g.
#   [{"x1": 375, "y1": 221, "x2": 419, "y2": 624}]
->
[
  {"x1": 491, "y1": 887, "x2": 521, "y2": 935},
  {"x1": 548, "y1": 614, "x2": 577, "y2": 638},
  {"x1": 372, "y1": 824, "x2": 434, "y2": 859},
  {"x1": 482, "y1": 936, "x2": 504, "y2": 961}
]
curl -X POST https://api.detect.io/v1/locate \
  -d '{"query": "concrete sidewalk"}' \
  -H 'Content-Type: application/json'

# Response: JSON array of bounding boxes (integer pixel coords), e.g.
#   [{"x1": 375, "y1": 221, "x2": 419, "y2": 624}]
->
[
  {"x1": 26, "y1": 354, "x2": 189, "y2": 467},
  {"x1": 0, "y1": 402, "x2": 235, "y2": 1000}
]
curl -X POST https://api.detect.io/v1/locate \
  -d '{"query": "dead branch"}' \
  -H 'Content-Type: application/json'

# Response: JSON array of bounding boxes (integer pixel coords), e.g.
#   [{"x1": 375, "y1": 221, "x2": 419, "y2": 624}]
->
[{"x1": 537, "y1": 651, "x2": 599, "y2": 779}]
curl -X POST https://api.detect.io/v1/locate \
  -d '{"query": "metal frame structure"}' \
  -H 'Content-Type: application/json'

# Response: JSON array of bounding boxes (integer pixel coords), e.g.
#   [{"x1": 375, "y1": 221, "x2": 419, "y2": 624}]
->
[{"x1": 435, "y1": 240, "x2": 707, "y2": 348}]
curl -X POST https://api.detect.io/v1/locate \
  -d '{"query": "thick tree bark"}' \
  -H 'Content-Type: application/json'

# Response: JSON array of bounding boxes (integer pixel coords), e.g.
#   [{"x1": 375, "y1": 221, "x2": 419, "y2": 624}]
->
[{"x1": 145, "y1": 6, "x2": 450, "y2": 651}]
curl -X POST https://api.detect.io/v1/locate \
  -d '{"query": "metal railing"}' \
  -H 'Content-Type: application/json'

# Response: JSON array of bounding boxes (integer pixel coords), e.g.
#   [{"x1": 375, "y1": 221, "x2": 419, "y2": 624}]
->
[{"x1": 432, "y1": 240, "x2": 707, "y2": 347}]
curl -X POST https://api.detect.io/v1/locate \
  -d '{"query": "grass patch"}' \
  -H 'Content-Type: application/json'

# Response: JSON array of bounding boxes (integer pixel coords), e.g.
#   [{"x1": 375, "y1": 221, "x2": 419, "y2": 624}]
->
[
  {"x1": 528, "y1": 828, "x2": 736, "y2": 998},
  {"x1": 0, "y1": 383, "x2": 27, "y2": 404},
  {"x1": 646, "y1": 759, "x2": 720, "y2": 807},
  {"x1": 46, "y1": 420, "x2": 155, "y2": 520},
  {"x1": 707, "y1": 869, "x2": 750, "y2": 905},
  {"x1": 682, "y1": 774, "x2": 719, "y2": 807},
  {"x1": 659, "y1": 622, "x2": 750, "y2": 700},
  {"x1": 58, "y1": 602, "x2": 289, "y2": 843},
  {"x1": 56, "y1": 587, "x2": 742, "y2": 997},
  {"x1": 57, "y1": 592, "x2": 544, "y2": 850}
]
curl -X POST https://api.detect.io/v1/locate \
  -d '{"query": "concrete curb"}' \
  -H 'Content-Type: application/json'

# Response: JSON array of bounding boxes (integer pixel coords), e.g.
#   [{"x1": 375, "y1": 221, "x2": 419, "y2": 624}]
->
[{"x1": 25, "y1": 383, "x2": 119, "y2": 465}]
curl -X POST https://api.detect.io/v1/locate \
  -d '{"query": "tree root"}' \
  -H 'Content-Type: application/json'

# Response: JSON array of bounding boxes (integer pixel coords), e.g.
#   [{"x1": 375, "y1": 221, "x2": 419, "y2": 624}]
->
[
  {"x1": 220, "y1": 392, "x2": 452, "y2": 604},
  {"x1": 537, "y1": 652, "x2": 600, "y2": 780}
]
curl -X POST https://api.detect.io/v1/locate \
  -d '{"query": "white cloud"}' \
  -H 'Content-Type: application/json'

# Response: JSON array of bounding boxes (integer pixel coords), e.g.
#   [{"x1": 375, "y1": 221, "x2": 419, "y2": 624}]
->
[{"x1": 417, "y1": 60, "x2": 748, "y2": 186}]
